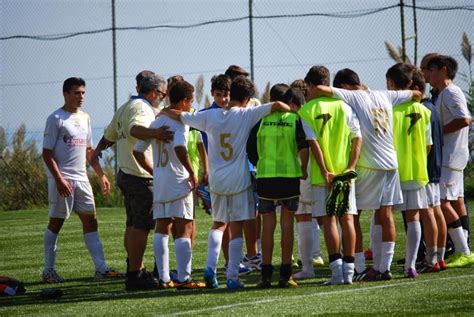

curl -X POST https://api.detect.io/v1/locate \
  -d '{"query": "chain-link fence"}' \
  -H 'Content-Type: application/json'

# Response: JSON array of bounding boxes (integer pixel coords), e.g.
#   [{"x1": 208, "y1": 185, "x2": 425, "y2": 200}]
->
[{"x1": 1, "y1": 0, "x2": 473, "y2": 209}]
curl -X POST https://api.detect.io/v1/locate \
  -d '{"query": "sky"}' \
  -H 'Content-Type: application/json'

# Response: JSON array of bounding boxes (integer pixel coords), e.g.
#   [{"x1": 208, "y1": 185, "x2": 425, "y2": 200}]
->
[{"x1": 0, "y1": 0, "x2": 472, "y2": 145}]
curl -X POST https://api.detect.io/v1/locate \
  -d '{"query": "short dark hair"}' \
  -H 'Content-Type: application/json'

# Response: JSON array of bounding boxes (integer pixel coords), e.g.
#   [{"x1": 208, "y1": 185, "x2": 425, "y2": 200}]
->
[
  {"x1": 211, "y1": 74, "x2": 231, "y2": 92},
  {"x1": 333, "y1": 68, "x2": 361, "y2": 88},
  {"x1": 411, "y1": 68, "x2": 426, "y2": 93},
  {"x1": 169, "y1": 80, "x2": 194, "y2": 105},
  {"x1": 136, "y1": 70, "x2": 155, "y2": 87},
  {"x1": 386, "y1": 63, "x2": 416, "y2": 89},
  {"x1": 270, "y1": 83, "x2": 289, "y2": 102},
  {"x1": 304, "y1": 66, "x2": 330, "y2": 86},
  {"x1": 63, "y1": 77, "x2": 85, "y2": 92},
  {"x1": 426, "y1": 55, "x2": 458, "y2": 80},
  {"x1": 290, "y1": 79, "x2": 307, "y2": 99},
  {"x1": 167, "y1": 75, "x2": 184, "y2": 94},
  {"x1": 138, "y1": 74, "x2": 166, "y2": 94},
  {"x1": 283, "y1": 88, "x2": 306, "y2": 108},
  {"x1": 225, "y1": 65, "x2": 249, "y2": 80},
  {"x1": 230, "y1": 76, "x2": 255, "y2": 102}
]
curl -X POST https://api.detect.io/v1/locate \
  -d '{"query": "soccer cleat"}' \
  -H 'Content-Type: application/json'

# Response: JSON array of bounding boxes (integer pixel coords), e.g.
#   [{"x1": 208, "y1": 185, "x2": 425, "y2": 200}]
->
[
  {"x1": 313, "y1": 257, "x2": 325, "y2": 267},
  {"x1": 445, "y1": 253, "x2": 474, "y2": 268},
  {"x1": 326, "y1": 180, "x2": 343, "y2": 216},
  {"x1": 226, "y1": 279, "x2": 244, "y2": 290},
  {"x1": 197, "y1": 184, "x2": 212, "y2": 215},
  {"x1": 204, "y1": 267, "x2": 219, "y2": 289},
  {"x1": 417, "y1": 262, "x2": 441, "y2": 274},
  {"x1": 333, "y1": 170, "x2": 358, "y2": 183},
  {"x1": 353, "y1": 268, "x2": 374, "y2": 282},
  {"x1": 278, "y1": 277, "x2": 297, "y2": 288},
  {"x1": 364, "y1": 248, "x2": 373, "y2": 261},
  {"x1": 175, "y1": 279, "x2": 206, "y2": 290},
  {"x1": 336, "y1": 181, "x2": 352, "y2": 217},
  {"x1": 125, "y1": 270, "x2": 159, "y2": 291},
  {"x1": 223, "y1": 263, "x2": 252, "y2": 276},
  {"x1": 292, "y1": 255, "x2": 299, "y2": 269},
  {"x1": 94, "y1": 268, "x2": 123, "y2": 280},
  {"x1": 242, "y1": 254, "x2": 262, "y2": 271},
  {"x1": 256, "y1": 279, "x2": 272, "y2": 289},
  {"x1": 42, "y1": 268, "x2": 65, "y2": 283},
  {"x1": 293, "y1": 270, "x2": 315, "y2": 280},
  {"x1": 438, "y1": 260, "x2": 447, "y2": 271},
  {"x1": 405, "y1": 268, "x2": 417, "y2": 278},
  {"x1": 379, "y1": 270, "x2": 393, "y2": 281},
  {"x1": 158, "y1": 279, "x2": 175, "y2": 289}
]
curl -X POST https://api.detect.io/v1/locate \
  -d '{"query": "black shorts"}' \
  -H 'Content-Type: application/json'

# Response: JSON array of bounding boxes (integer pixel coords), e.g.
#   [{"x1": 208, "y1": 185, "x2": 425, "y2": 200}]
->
[
  {"x1": 116, "y1": 170, "x2": 154, "y2": 231},
  {"x1": 256, "y1": 177, "x2": 300, "y2": 199},
  {"x1": 258, "y1": 197, "x2": 299, "y2": 214}
]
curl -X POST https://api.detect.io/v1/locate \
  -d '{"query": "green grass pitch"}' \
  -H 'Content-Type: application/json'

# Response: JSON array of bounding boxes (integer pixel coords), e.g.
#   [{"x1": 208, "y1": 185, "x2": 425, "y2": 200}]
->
[{"x1": 1, "y1": 205, "x2": 473, "y2": 315}]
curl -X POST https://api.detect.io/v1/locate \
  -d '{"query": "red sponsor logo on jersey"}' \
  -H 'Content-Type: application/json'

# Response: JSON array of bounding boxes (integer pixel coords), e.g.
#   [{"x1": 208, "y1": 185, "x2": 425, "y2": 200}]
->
[{"x1": 63, "y1": 134, "x2": 87, "y2": 146}]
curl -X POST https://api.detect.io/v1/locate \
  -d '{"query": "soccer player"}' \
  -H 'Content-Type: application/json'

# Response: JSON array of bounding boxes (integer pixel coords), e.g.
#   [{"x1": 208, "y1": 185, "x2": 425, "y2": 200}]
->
[
  {"x1": 412, "y1": 68, "x2": 447, "y2": 272},
  {"x1": 387, "y1": 63, "x2": 434, "y2": 278},
  {"x1": 133, "y1": 80, "x2": 205, "y2": 289},
  {"x1": 92, "y1": 74, "x2": 173, "y2": 290},
  {"x1": 290, "y1": 79, "x2": 324, "y2": 268},
  {"x1": 314, "y1": 68, "x2": 420, "y2": 280},
  {"x1": 42, "y1": 77, "x2": 119, "y2": 283},
  {"x1": 161, "y1": 76, "x2": 291, "y2": 289},
  {"x1": 427, "y1": 55, "x2": 473, "y2": 267},
  {"x1": 299, "y1": 66, "x2": 362, "y2": 285},
  {"x1": 247, "y1": 85, "x2": 308, "y2": 288}
]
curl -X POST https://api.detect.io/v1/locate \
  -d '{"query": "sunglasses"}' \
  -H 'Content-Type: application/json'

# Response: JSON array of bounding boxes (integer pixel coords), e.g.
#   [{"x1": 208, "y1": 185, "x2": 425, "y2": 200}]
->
[{"x1": 155, "y1": 89, "x2": 167, "y2": 99}]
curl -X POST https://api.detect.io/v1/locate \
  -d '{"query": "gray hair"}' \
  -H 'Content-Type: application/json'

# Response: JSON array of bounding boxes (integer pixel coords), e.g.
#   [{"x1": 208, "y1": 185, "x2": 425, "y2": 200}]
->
[{"x1": 138, "y1": 74, "x2": 167, "y2": 94}]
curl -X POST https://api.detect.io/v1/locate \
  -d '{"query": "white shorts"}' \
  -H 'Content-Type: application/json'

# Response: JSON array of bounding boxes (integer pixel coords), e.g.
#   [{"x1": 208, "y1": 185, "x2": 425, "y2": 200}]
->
[
  {"x1": 440, "y1": 167, "x2": 464, "y2": 200},
  {"x1": 153, "y1": 193, "x2": 194, "y2": 220},
  {"x1": 48, "y1": 178, "x2": 95, "y2": 219},
  {"x1": 355, "y1": 167, "x2": 403, "y2": 210},
  {"x1": 395, "y1": 187, "x2": 428, "y2": 211},
  {"x1": 425, "y1": 183, "x2": 441, "y2": 207},
  {"x1": 211, "y1": 187, "x2": 256, "y2": 223},
  {"x1": 296, "y1": 178, "x2": 313, "y2": 215},
  {"x1": 311, "y1": 184, "x2": 357, "y2": 218}
]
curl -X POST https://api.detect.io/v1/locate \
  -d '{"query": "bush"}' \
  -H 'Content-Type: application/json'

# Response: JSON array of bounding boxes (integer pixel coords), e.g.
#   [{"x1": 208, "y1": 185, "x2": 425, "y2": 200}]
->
[
  {"x1": 0, "y1": 125, "x2": 123, "y2": 211},
  {"x1": 0, "y1": 125, "x2": 48, "y2": 210}
]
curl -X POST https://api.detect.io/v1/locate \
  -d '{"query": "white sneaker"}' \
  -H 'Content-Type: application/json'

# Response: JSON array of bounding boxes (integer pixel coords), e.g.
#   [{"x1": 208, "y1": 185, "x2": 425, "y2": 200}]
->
[
  {"x1": 293, "y1": 270, "x2": 315, "y2": 280},
  {"x1": 42, "y1": 268, "x2": 65, "y2": 283},
  {"x1": 343, "y1": 262, "x2": 355, "y2": 284},
  {"x1": 242, "y1": 253, "x2": 262, "y2": 271}
]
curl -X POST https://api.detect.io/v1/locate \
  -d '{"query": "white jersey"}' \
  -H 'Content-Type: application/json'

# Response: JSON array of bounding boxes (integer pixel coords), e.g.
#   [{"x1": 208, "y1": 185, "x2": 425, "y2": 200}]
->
[
  {"x1": 182, "y1": 103, "x2": 272, "y2": 195},
  {"x1": 332, "y1": 88, "x2": 412, "y2": 170},
  {"x1": 43, "y1": 108, "x2": 92, "y2": 181},
  {"x1": 436, "y1": 83, "x2": 471, "y2": 170},
  {"x1": 134, "y1": 116, "x2": 190, "y2": 203}
]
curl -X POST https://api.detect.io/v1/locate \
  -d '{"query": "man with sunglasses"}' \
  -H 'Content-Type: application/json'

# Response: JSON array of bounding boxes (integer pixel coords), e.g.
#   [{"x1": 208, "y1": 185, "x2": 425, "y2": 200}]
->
[{"x1": 92, "y1": 73, "x2": 174, "y2": 290}]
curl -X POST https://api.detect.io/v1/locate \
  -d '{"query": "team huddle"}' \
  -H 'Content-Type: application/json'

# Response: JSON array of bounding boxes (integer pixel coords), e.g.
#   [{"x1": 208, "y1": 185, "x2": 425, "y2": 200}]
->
[{"x1": 41, "y1": 54, "x2": 473, "y2": 291}]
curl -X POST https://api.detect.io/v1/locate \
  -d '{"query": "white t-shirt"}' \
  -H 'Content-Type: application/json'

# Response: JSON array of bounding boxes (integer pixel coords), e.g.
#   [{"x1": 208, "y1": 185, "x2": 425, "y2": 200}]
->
[
  {"x1": 43, "y1": 108, "x2": 92, "y2": 181},
  {"x1": 302, "y1": 103, "x2": 361, "y2": 141},
  {"x1": 332, "y1": 88, "x2": 413, "y2": 170},
  {"x1": 134, "y1": 116, "x2": 190, "y2": 203},
  {"x1": 435, "y1": 83, "x2": 471, "y2": 170},
  {"x1": 181, "y1": 103, "x2": 273, "y2": 195}
]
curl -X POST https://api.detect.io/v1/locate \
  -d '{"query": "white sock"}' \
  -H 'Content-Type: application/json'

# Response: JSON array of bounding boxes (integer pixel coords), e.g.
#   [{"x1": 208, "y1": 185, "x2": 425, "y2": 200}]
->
[
  {"x1": 84, "y1": 231, "x2": 108, "y2": 273},
  {"x1": 354, "y1": 252, "x2": 366, "y2": 273},
  {"x1": 426, "y1": 246, "x2": 438, "y2": 266},
  {"x1": 463, "y1": 229, "x2": 469, "y2": 243},
  {"x1": 44, "y1": 228, "x2": 58, "y2": 271},
  {"x1": 379, "y1": 241, "x2": 395, "y2": 273},
  {"x1": 206, "y1": 229, "x2": 224, "y2": 273},
  {"x1": 257, "y1": 238, "x2": 262, "y2": 254},
  {"x1": 297, "y1": 221, "x2": 313, "y2": 273},
  {"x1": 175, "y1": 238, "x2": 192, "y2": 282},
  {"x1": 438, "y1": 247, "x2": 446, "y2": 261},
  {"x1": 311, "y1": 218, "x2": 321, "y2": 258},
  {"x1": 372, "y1": 224, "x2": 382, "y2": 271},
  {"x1": 405, "y1": 222, "x2": 421, "y2": 271},
  {"x1": 369, "y1": 215, "x2": 374, "y2": 250},
  {"x1": 153, "y1": 233, "x2": 170, "y2": 282},
  {"x1": 227, "y1": 237, "x2": 243, "y2": 281},
  {"x1": 449, "y1": 226, "x2": 470, "y2": 255}
]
